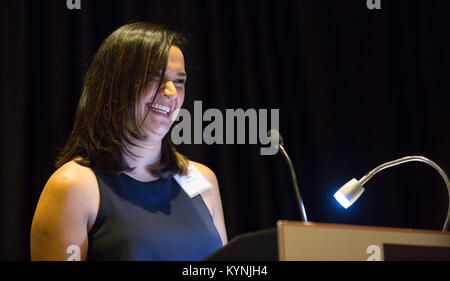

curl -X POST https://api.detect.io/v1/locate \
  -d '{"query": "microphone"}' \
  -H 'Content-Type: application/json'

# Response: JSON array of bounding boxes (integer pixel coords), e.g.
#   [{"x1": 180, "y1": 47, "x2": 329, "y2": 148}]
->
[
  {"x1": 268, "y1": 129, "x2": 308, "y2": 222},
  {"x1": 333, "y1": 156, "x2": 450, "y2": 232}
]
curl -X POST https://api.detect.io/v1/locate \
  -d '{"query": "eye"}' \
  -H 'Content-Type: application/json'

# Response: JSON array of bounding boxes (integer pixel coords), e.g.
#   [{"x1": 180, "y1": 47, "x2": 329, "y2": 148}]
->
[{"x1": 173, "y1": 79, "x2": 186, "y2": 85}]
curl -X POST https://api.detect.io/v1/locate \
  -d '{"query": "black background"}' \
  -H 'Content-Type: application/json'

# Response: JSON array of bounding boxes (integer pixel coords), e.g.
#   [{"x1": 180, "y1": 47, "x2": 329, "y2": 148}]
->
[{"x1": 1, "y1": 0, "x2": 449, "y2": 260}]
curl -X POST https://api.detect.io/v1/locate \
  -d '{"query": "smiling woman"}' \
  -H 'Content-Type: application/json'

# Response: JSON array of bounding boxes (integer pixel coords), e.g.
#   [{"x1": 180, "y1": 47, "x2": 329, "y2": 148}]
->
[
  {"x1": 55, "y1": 22, "x2": 187, "y2": 178},
  {"x1": 30, "y1": 22, "x2": 227, "y2": 261}
]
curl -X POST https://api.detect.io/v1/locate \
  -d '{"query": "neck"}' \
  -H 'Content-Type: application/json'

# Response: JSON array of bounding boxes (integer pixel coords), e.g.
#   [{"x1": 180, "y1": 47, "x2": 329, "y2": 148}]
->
[{"x1": 122, "y1": 137, "x2": 163, "y2": 182}]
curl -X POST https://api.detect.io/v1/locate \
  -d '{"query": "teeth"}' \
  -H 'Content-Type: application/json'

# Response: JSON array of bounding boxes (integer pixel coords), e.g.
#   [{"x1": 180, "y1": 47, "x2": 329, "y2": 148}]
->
[{"x1": 151, "y1": 103, "x2": 170, "y2": 114}]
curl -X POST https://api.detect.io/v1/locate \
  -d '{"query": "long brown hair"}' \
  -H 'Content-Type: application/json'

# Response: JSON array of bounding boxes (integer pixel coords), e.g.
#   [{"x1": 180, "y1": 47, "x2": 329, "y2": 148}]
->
[{"x1": 55, "y1": 22, "x2": 188, "y2": 177}]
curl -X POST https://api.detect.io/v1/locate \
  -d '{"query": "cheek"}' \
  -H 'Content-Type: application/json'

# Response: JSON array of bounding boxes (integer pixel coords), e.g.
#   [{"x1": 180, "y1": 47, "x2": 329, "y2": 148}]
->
[
  {"x1": 177, "y1": 89, "x2": 185, "y2": 107},
  {"x1": 142, "y1": 83, "x2": 158, "y2": 102}
]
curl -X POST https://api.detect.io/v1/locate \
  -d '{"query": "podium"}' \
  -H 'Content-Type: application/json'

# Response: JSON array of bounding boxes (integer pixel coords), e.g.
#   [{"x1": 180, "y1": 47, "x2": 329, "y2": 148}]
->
[
  {"x1": 204, "y1": 228, "x2": 278, "y2": 261},
  {"x1": 204, "y1": 220, "x2": 450, "y2": 261}
]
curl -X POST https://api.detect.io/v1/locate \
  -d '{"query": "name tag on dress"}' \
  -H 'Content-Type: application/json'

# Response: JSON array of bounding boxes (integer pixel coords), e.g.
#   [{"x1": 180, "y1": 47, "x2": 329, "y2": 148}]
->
[{"x1": 174, "y1": 164, "x2": 212, "y2": 198}]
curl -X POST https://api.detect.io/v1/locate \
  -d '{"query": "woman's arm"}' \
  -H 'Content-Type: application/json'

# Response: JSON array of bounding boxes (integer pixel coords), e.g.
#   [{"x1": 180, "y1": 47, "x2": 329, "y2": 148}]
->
[
  {"x1": 193, "y1": 162, "x2": 228, "y2": 246},
  {"x1": 30, "y1": 162, "x2": 99, "y2": 261}
]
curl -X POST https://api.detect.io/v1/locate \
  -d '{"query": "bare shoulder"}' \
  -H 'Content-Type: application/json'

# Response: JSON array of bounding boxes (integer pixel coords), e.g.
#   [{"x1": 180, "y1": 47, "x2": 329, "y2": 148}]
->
[
  {"x1": 39, "y1": 160, "x2": 99, "y2": 225},
  {"x1": 188, "y1": 160, "x2": 218, "y2": 186},
  {"x1": 31, "y1": 160, "x2": 99, "y2": 260},
  {"x1": 46, "y1": 160, "x2": 98, "y2": 196}
]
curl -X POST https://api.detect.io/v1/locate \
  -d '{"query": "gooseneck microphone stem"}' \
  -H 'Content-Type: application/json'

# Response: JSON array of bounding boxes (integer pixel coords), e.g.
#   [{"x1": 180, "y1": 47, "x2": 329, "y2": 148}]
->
[
  {"x1": 358, "y1": 156, "x2": 450, "y2": 232},
  {"x1": 279, "y1": 144, "x2": 308, "y2": 223}
]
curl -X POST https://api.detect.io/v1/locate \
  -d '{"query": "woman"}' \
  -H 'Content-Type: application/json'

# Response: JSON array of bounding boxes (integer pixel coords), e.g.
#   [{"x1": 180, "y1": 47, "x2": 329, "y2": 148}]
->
[{"x1": 30, "y1": 22, "x2": 227, "y2": 261}]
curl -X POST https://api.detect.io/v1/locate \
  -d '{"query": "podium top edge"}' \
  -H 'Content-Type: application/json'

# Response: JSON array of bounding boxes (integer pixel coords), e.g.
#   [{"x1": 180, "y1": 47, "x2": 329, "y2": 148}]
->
[{"x1": 277, "y1": 220, "x2": 450, "y2": 236}]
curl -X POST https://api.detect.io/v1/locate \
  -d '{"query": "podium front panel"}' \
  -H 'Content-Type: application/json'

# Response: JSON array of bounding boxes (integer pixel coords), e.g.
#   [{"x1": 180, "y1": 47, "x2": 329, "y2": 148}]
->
[{"x1": 277, "y1": 220, "x2": 450, "y2": 261}]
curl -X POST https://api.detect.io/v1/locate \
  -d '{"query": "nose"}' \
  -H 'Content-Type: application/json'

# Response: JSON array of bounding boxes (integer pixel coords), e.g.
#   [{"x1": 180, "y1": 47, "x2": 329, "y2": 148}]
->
[{"x1": 160, "y1": 80, "x2": 177, "y2": 98}]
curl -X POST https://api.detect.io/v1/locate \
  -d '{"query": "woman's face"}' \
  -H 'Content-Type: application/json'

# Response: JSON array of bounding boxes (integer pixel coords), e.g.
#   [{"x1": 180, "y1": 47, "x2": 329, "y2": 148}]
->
[{"x1": 139, "y1": 46, "x2": 186, "y2": 140}]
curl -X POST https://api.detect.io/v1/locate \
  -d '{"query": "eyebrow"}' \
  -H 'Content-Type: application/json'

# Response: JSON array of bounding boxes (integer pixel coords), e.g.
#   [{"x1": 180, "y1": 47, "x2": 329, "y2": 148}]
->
[{"x1": 176, "y1": 72, "x2": 187, "y2": 77}]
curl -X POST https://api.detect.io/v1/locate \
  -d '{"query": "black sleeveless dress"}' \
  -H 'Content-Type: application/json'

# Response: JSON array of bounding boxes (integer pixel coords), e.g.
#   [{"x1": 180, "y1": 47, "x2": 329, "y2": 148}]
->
[{"x1": 86, "y1": 172, "x2": 223, "y2": 260}]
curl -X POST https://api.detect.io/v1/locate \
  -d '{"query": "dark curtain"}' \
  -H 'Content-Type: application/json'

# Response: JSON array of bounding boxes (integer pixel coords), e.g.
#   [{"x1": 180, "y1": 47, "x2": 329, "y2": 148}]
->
[{"x1": 1, "y1": 0, "x2": 449, "y2": 260}]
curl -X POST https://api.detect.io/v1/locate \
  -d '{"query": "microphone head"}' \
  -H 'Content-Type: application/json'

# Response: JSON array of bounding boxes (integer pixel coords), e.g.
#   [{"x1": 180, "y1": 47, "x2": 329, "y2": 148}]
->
[{"x1": 267, "y1": 129, "x2": 284, "y2": 149}]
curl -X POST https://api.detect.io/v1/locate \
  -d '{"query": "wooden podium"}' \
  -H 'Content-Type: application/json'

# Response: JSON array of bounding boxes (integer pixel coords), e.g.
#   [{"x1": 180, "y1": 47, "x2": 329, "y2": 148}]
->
[
  {"x1": 204, "y1": 220, "x2": 450, "y2": 261},
  {"x1": 278, "y1": 220, "x2": 450, "y2": 261}
]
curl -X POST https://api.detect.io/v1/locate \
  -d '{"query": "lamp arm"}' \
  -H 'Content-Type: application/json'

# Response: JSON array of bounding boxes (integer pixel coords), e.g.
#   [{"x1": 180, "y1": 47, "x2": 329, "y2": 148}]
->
[
  {"x1": 279, "y1": 145, "x2": 308, "y2": 223},
  {"x1": 358, "y1": 156, "x2": 450, "y2": 232}
]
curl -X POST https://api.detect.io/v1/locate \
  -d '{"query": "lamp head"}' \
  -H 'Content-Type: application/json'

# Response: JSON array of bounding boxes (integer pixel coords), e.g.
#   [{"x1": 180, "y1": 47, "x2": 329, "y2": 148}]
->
[
  {"x1": 334, "y1": 178, "x2": 365, "y2": 209},
  {"x1": 267, "y1": 129, "x2": 284, "y2": 150}
]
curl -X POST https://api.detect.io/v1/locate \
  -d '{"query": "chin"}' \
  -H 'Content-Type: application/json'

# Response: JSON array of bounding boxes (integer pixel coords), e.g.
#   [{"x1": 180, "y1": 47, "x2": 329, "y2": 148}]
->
[
  {"x1": 142, "y1": 112, "x2": 175, "y2": 140},
  {"x1": 146, "y1": 125, "x2": 170, "y2": 139}
]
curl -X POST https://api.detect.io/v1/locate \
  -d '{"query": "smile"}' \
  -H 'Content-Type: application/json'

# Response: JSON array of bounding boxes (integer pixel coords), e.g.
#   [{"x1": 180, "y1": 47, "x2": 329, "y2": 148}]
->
[{"x1": 150, "y1": 103, "x2": 171, "y2": 115}]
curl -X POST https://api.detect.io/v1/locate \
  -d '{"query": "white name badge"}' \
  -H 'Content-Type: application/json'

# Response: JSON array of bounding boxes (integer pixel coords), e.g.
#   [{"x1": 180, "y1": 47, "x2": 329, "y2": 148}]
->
[{"x1": 174, "y1": 164, "x2": 212, "y2": 198}]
